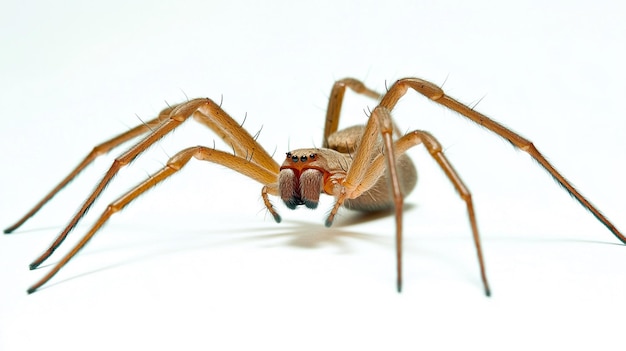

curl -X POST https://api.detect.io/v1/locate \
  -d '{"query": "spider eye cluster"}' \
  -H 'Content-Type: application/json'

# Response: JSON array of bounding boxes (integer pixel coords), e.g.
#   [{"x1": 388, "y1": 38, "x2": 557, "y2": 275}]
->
[{"x1": 285, "y1": 152, "x2": 317, "y2": 163}]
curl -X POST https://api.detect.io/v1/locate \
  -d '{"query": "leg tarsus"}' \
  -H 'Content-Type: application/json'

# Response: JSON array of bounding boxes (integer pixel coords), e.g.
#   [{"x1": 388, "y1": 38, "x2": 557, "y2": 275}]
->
[
  {"x1": 272, "y1": 213, "x2": 282, "y2": 223},
  {"x1": 324, "y1": 217, "x2": 333, "y2": 228},
  {"x1": 261, "y1": 185, "x2": 282, "y2": 223},
  {"x1": 325, "y1": 192, "x2": 347, "y2": 227}
]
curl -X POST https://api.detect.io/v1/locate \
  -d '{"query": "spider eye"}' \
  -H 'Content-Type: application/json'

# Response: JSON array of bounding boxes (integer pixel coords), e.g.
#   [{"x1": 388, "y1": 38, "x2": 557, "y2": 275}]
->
[
  {"x1": 286, "y1": 152, "x2": 292, "y2": 159},
  {"x1": 291, "y1": 155, "x2": 299, "y2": 162},
  {"x1": 300, "y1": 155, "x2": 307, "y2": 162},
  {"x1": 310, "y1": 153, "x2": 316, "y2": 159}
]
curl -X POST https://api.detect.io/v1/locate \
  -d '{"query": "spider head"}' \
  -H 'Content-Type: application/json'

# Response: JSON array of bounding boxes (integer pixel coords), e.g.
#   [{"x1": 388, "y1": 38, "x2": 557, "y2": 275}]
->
[{"x1": 279, "y1": 150, "x2": 324, "y2": 209}]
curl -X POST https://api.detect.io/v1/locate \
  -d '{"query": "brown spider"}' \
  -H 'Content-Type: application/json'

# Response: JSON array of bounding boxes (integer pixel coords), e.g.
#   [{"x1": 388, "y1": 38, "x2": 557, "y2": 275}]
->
[{"x1": 5, "y1": 77, "x2": 624, "y2": 295}]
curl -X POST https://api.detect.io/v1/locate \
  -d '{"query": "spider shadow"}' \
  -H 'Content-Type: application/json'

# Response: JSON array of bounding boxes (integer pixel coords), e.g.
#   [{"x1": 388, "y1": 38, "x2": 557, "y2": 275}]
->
[
  {"x1": 33, "y1": 207, "x2": 410, "y2": 292},
  {"x1": 32, "y1": 202, "x2": 620, "y2": 293},
  {"x1": 245, "y1": 205, "x2": 415, "y2": 250}
]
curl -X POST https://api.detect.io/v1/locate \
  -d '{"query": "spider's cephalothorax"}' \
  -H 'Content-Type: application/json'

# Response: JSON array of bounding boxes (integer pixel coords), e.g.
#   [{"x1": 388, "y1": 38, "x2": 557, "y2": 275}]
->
[{"x1": 7, "y1": 77, "x2": 624, "y2": 295}]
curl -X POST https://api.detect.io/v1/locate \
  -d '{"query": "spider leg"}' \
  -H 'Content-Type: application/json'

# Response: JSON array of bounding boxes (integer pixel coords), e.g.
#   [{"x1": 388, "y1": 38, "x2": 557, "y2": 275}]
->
[
  {"x1": 191, "y1": 109, "x2": 278, "y2": 171},
  {"x1": 388, "y1": 123, "x2": 491, "y2": 296},
  {"x1": 326, "y1": 106, "x2": 490, "y2": 295},
  {"x1": 28, "y1": 98, "x2": 279, "y2": 270},
  {"x1": 324, "y1": 105, "x2": 406, "y2": 291},
  {"x1": 27, "y1": 146, "x2": 279, "y2": 293},
  {"x1": 3, "y1": 107, "x2": 172, "y2": 234},
  {"x1": 378, "y1": 77, "x2": 625, "y2": 244},
  {"x1": 262, "y1": 183, "x2": 281, "y2": 223},
  {"x1": 322, "y1": 78, "x2": 381, "y2": 147},
  {"x1": 328, "y1": 77, "x2": 623, "y2": 293},
  {"x1": 6, "y1": 97, "x2": 280, "y2": 236}
]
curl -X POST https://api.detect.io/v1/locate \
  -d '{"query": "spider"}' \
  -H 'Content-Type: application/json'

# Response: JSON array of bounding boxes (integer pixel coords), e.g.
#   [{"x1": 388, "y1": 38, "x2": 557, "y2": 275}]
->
[{"x1": 5, "y1": 77, "x2": 624, "y2": 296}]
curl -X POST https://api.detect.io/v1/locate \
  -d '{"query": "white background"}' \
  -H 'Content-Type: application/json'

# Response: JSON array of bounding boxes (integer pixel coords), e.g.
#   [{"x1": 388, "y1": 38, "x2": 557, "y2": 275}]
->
[{"x1": 1, "y1": 1, "x2": 625, "y2": 350}]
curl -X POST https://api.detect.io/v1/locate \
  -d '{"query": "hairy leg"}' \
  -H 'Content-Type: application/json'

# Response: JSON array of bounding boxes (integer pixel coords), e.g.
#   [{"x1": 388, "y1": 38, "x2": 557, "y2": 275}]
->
[{"x1": 27, "y1": 146, "x2": 278, "y2": 293}]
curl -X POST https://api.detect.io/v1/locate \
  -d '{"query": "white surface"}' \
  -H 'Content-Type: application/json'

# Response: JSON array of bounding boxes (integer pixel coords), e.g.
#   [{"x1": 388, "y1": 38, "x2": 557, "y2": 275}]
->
[{"x1": 1, "y1": 1, "x2": 625, "y2": 350}]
